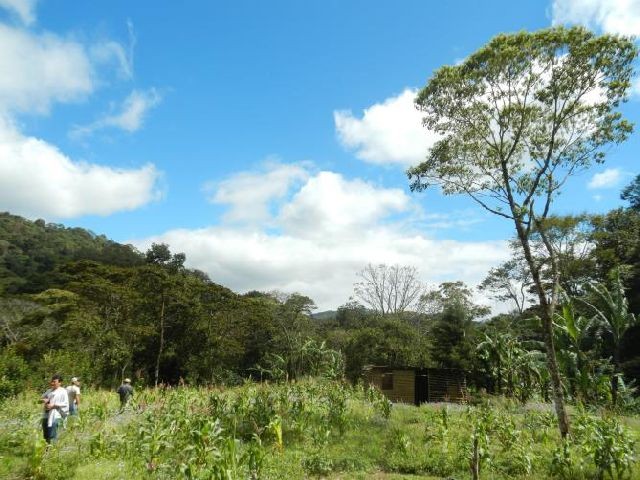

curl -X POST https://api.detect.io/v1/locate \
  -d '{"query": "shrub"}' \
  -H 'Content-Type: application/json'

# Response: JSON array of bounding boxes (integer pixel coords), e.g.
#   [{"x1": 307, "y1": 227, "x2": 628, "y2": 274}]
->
[{"x1": 0, "y1": 348, "x2": 30, "y2": 400}]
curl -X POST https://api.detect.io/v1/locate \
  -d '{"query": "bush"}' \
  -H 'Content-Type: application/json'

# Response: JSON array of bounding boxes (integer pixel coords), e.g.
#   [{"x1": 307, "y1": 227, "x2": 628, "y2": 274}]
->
[
  {"x1": 0, "y1": 348, "x2": 30, "y2": 400},
  {"x1": 37, "y1": 350, "x2": 94, "y2": 387}
]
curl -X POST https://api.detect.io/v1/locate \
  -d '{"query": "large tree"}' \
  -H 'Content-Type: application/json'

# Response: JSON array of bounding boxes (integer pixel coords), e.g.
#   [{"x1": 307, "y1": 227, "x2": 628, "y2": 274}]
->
[
  {"x1": 620, "y1": 173, "x2": 640, "y2": 211},
  {"x1": 591, "y1": 177, "x2": 640, "y2": 313},
  {"x1": 479, "y1": 259, "x2": 532, "y2": 314},
  {"x1": 408, "y1": 27, "x2": 637, "y2": 437},
  {"x1": 354, "y1": 264, "x2": 425, "y2": 315}
]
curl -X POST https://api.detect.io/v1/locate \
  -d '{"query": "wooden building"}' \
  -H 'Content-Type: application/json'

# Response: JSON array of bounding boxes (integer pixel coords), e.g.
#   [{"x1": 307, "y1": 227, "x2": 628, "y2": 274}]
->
[{"x1": 363, "y1": 365, "x2": 468, "y2": 405}]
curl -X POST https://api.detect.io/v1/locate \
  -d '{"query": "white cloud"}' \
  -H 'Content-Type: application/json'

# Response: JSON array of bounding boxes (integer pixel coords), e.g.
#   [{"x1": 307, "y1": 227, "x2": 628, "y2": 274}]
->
[
  {"x1": 588, "y1": 168, "x2": 623, "y2": 188},
  {"x1": 0, "y1": 118, "x2": 161, "y2": 219},
  {"x1": 334, "y1": 88, "x2": 439, "y2": 166},
  {"x1": 90, "y1": 19, "x2": 136, "y2": 80},
  {"x1": 206, "y1": 161, "x2": 310, "y2": 225},
  {"x1": 420, "y1": 210, "x2": 484, "y2": 230},
  {"x1": 552, "y1": 2, "x2": 640, "y2": 99},
  {"x1": 71, "y1": 89, "x2": 162, "y2": 138},
  {"x1": 0, "y1": 0, "x2": 36, "y2": 25},
  {"x1": 90, "y1": 42, "x2": 132, "y2": 80},
  {"x1": 133, "y1": 166, "x2": 507, "y2": 311},
  {"x1": 279, "y1": 171, "x2": 409, "y2": 238},
  {"x1": 135, "y1": 226, "x2": 508, "y2": 311},
  {"x1": 0, "y1": 16, "x2": 162, "y2": 218},
  {"x1": 551, "y1": 0, "x2": 640, "y2": 36},
  {"x1": 0, "y1": 24, "x2": 94, "y2": 115}
]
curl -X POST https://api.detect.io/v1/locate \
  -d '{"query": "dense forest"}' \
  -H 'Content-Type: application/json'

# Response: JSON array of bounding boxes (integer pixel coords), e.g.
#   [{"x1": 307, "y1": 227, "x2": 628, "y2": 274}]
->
[{"x1": 1, "y1": 173, "x2": 639, "y2": 407}]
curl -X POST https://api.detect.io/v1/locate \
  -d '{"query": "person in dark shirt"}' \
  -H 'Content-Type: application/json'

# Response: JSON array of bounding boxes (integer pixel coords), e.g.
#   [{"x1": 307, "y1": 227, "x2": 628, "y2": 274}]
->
[{"x1": 116, "y1": 378, "x2": 134, "y2": 412}]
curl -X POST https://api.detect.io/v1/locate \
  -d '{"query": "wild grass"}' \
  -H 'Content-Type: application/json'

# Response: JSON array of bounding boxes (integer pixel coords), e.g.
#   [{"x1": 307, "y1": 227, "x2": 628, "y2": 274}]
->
[{"x1": 0, "y1": 380, "x2": 638, "y2": 479}]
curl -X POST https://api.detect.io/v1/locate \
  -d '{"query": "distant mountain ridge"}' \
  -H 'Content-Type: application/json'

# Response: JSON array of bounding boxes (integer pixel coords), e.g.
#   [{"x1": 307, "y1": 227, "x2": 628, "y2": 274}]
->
[{"x1": 311, "y1": 310, "x2": 336, "y2": 322}]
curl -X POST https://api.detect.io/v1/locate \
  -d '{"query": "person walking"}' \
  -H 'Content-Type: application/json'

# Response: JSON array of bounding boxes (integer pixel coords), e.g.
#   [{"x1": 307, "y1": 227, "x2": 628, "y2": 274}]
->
[
  {"x1": 66, "y1": 377, "x2": 81, "y2": 416},
  {"x1": 41, "y1": 374, "x2": 69, "y2": 444},
  {"x1": 116, "y1": 378, "x2": 134, "y2": 412}
]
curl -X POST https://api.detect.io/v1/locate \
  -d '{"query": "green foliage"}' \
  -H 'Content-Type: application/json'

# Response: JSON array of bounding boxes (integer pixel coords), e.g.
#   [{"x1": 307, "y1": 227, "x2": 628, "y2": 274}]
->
[
  {"x1": 551, "y1": 411, "x2": 636, "y2": 479},
  {"x1": 584, "y1": 270, "x2": 638, "y2": 363},
  {"x1": 421, "y1": 281, "x2": 490, "y2": 318},
  {"x1": 476, "y1": 332, "x2": 545, "y2": 402},
  {"x1": 257, "y1": 338, "x2": 344, "y2": 382},
  {"x1": 362, "y1": 383, "x2": 392, "y2": 420},
  {"x1": 590, "y1": 206, "x2": 640, "y2": 315},
  {"x1": 429, "y1": 302, "x2": 476, "y2": 370},
  {"x1": 343, "y1": 316, "x2": 429, "y2": 381},
  {"x1": 554, "y1": 295, "x2": 614, "y2": 404},
  {"x1": 0, "y1": 212, "x2": 143, "y2": 295},
  {"x1": 301, "y1": 453, "x2": 334, "y2": 475},
  {"x1": 0, "y1": 348, "x2": 30, "y2": 399},
  {"x1": 409, "y1": 27, "x2": 637, "y2": 202},
  {"x1": 620, "y1": 174, "x2": 640, "y2": 211}
]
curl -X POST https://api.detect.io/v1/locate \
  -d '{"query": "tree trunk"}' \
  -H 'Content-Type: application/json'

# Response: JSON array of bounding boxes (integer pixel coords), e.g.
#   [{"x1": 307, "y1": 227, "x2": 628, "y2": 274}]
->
[
  {"x1": 121, "y1": 361, "x2": 129, "y2": 383},
  {"x1": 155, "y1": 295, "x2": 165, "y2": 388},
  {"x1": 515, "y1": 222, "x2": 570, "y2": 438},
  {"x1": 612, "y1": 347, "x2": 620, "y2": 406},
  {"x1": 541, "y1": 303, "x2": 570, "y2": 438}
]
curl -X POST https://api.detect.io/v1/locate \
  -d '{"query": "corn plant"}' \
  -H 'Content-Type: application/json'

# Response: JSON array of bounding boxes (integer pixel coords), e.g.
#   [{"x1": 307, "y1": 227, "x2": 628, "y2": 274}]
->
[
  {"x1": 574, "y1": 412, "x2": 636, "y2": 479},
  {"x1": 26, "y1": 430, "x2": 47, "y2": 479},
  {"x1": 363, "y1": 383, "x2": 392, "y2": 419}
]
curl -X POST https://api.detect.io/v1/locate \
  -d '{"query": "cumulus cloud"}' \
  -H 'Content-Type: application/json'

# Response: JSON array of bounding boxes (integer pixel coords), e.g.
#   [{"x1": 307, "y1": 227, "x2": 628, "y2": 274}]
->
[
  {"x1": 70, "y1": 89, "x2": 162, "y2": 138},
  {"x1": 206, "y1": 161, "x2": 310, "y2": 225},
  {"x1": 588, "y1": 168, "x2": 623, "y2": 189},
  {"x1": 0, "y1": 16, "x2": 161, "y2": 218},
  {"x1": 135, "y1": 225, "x2": 508, "y2": 311},
  {"x1": 0, "y1": 24, "x2": 94, "y2": 114},
  {"x1": 551, "y1": 0, "x2": 640, "y2": 36},
  {"x1": 0, "y1": 0, "x2": 36, "y2": 25},
  {"x1": 334, "y1": 88, "x2": 439, "y2": 166},
  {"x1": 0, "y1": 118, "x2": 161, "y2": 218},
  {"x1": 133, "y1": 166, "x2": 507, "y2": 310},
  {"x1": 279, "y1": 171, "x2": 409, "y2": 238}
]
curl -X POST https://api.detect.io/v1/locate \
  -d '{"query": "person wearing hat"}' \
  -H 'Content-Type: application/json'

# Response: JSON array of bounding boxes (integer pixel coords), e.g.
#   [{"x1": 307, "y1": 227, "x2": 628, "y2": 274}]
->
[
  {"x1": 66, "y1": 377, "x2": 81, "y2": 416},
  {"x1": 116, "y1": 378, "x2": 134, "y2": 412}
]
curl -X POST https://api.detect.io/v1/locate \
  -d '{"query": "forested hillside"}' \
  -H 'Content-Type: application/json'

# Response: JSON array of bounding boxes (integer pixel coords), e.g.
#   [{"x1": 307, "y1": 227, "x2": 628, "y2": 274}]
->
[
  {"x1": 1, "y1": 174, "x2": 639, "y2": 405},
  {"x1": 0, "y1": 212, "x2": 144, "y2": 294}
]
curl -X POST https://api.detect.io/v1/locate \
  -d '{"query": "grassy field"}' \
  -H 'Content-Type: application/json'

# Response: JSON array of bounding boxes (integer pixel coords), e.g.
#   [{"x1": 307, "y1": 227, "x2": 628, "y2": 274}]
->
[{"x1": 0, "y1": 379, "x2": 638, "y2": 479}]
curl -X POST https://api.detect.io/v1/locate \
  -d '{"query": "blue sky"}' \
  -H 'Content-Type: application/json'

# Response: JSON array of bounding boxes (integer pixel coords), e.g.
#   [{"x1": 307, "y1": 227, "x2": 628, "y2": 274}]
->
[{"x1": 0, "y1": 0, "x2": 638, "y2": 310}]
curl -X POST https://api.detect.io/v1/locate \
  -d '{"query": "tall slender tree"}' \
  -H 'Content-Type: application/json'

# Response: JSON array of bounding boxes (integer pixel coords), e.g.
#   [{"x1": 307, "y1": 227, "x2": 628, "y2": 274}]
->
[{"x1": 408, "y1": 27, "x2": 637, "y2": 437}]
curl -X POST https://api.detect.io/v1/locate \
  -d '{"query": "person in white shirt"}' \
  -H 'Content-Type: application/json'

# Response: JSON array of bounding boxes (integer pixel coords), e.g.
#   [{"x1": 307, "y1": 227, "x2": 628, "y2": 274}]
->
[
  {"x1": 41, "y1": 374, "x2": 69, "y2": 443},
  {"x1": 66, "y1": 377, "x2": 81, "y2": 416}
]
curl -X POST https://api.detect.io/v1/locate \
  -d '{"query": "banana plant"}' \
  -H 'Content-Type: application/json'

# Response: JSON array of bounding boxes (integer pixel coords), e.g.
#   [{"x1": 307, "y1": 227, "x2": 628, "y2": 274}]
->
[
  {"x1": 553, "y1": 295, "x2": 598, "y2": 403},
  {"x1": 581, "y1": 270, "x2": 638, "y2": 405},
  {"x1": 477, "y1": 331, "x2": 547, "y2": 402}
]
